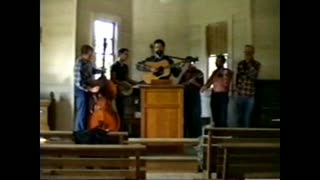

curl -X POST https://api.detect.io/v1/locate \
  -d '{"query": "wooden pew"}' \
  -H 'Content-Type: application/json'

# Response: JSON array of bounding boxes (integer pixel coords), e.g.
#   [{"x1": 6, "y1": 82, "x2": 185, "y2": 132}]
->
[
  {"x1": 203, "y1": 127, "x2": 280, "y2": 179},
  {"x1": 40, "y1": 144, "x2": 146, "y2": 180},
  {"x1": 40, "y1": 131, "x2": 128, "y2": 144}
]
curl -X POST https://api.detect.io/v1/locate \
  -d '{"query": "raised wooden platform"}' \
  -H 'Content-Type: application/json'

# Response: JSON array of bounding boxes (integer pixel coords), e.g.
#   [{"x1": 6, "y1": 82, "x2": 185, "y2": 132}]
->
[
  {"x1": 128, "y1": 138, "x2": 199, "y2": 172},
  {"x1": 41, "y1": 131, "x2": 200, "y2": 173}
]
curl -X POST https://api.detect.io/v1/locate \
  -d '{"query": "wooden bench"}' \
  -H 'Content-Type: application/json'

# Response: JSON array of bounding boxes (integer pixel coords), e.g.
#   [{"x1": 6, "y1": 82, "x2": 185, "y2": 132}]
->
[
  {"x1": 203, "y1": 127, "x2": 280, "y2": 180},
  {"x1": 40, "y1": 144, "x2": 146, "y2": 180},
  {"x1": 40, "y1": 131, "x2": 128, "y2": 144}
]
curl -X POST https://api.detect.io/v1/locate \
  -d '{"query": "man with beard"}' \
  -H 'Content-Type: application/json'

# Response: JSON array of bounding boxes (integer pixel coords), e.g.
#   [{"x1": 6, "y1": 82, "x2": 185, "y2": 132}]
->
[{"x1": 136, "y1": 39, "x2": 174, "y2": 81}]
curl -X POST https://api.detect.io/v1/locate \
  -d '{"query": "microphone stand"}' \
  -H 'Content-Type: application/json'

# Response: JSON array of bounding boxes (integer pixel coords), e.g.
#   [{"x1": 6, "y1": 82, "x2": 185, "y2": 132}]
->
[{"x1": 100, "y1": 38, "x2": 107, "y2": 77}]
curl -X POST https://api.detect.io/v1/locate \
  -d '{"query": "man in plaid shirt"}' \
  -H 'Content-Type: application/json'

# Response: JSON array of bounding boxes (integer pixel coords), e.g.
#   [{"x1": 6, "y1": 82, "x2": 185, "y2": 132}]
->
[
  {"x1": 74, "y1": 45, "x2": 102, "y2": 131},
  {"x1": 234, "y1": 45, "x2": 261, "y2": 127}
]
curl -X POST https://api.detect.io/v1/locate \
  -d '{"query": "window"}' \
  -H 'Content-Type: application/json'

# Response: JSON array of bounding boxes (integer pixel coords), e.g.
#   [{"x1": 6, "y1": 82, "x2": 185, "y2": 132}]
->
[
  {"x1": 208, "y1": 53, "x2": 228, "y2": 77},
  {"x1": 93, "y1": 20, "x2": 117, "y2": 79}
]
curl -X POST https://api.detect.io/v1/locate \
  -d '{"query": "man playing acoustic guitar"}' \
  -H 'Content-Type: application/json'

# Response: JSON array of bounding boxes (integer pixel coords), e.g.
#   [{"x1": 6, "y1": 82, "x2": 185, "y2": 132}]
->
[{"x1": 136, "y1": 39, "x2": 174, "y2": 83}]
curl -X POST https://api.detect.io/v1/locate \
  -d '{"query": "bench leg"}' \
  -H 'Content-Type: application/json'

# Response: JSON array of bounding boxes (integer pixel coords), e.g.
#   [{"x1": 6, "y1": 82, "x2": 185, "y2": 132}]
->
[
  {"x1": 135, "y1": 152, "x2": 142, "y2": 180},
  {"x1": 222, "y1": 148, "x2": 228, "y2": 180},
  {"x1": 206, "y1": 130, "x2": 212, "y2": 179}
]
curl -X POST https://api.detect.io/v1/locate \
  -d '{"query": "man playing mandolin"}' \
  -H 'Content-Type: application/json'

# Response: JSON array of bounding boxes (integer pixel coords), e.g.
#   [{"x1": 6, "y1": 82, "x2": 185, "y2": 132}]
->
[
  {"x1": 136, "y1": 39, "x2": 174, "y2": 83},
  {"x1": 179, "y1": 63, "x2": 204, "y2": 138},
  {"x1": 111, "y1": 48, "x2": 138, "y2": 131}
]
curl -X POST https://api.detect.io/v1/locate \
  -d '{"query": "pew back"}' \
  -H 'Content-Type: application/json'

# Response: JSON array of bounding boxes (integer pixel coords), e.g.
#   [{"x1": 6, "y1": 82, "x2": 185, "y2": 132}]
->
[
  {"x1": 40, "y1": 131, "x2": 128, "y2": 144},
  {"x1": 204, "y1": 127, "x2": 280, "y2": 179},
  {"x1": 40, "y1": 144, "x2": 146, "y2": 180}
]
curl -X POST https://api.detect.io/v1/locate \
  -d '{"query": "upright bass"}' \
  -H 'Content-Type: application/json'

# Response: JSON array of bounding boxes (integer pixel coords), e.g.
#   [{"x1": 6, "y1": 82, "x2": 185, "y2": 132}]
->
[{"x1": 88, "y1": 38, "x2": 120, "y2": 131}]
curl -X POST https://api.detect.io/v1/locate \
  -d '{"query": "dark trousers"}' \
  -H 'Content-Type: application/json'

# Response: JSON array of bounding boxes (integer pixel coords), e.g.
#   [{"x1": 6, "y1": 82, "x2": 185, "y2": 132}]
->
[
  {"x1": 116, "y1": 95, "x2": 127, "y2": 132},
  {"x1": 75, "y1": 87, "x2": 89, "y2": 131},
  {"x1": 184, "y1": 89, "x2": 202, "y2": 138},
  {"x1": 210, "y1": 92, "x2": 229, "y2": 127}
]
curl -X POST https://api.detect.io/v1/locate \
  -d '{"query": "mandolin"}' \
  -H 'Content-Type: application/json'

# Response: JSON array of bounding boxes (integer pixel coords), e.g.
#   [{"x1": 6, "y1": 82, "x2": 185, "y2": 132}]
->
[
  {"x1": 183, "y1": 73, "x2": 204, "y2": 86},
  {"x1": 118, "y1": 81, "x2": 134, "y2": 96}
]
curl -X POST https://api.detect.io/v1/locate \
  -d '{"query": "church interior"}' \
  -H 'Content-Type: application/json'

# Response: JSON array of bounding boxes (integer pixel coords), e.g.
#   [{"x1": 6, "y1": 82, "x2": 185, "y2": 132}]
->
[{"x1": 40, "y1": 0, "x2": 280, "y2": 179}]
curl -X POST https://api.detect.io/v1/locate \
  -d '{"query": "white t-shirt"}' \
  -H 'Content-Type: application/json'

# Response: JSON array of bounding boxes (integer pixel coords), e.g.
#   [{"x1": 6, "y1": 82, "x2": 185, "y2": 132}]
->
[{"x1": 200, "y1": 90, "x2": 212, "y2": 118}]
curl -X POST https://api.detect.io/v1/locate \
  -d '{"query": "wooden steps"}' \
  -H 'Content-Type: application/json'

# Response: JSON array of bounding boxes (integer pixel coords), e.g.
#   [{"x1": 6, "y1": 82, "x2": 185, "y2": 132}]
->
[
  {"x1": 127, "y1": 138, "x2": 200, "y2": 172},
  {"x1": 41, "y1": 131, "x2": 201, "y2": 173},
  {"x1": 127, "y1": 138, "x2": 199, "y2": 145},
  {"x1": 245, "y1": 172, "x2": 280, "y2": 179}
]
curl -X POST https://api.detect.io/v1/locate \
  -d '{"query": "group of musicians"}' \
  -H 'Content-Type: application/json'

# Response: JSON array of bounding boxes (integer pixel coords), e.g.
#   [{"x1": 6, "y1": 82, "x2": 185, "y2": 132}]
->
[{"x1": 74, "y1": 39, "x2": 260, "y2": 138}]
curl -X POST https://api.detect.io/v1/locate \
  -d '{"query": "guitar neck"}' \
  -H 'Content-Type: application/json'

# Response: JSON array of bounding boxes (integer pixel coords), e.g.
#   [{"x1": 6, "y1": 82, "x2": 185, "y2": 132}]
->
[{"x1": 138, "y1": 61, "x2": 182, "y2": 71}]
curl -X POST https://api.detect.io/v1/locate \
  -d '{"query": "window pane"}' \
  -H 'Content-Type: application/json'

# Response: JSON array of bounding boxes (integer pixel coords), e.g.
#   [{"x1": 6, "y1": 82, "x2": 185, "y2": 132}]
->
[
  {"x1": 105, "y1": 55, "x2": 114, "y2": 68},
  {"x1": 94, "y1": 20, "x2": 114, "y2": 39},
  {"x1": 95, "y1": 54, "x2": 103, "y2": 68},
  {"x1": 105, "y1": 38, "x2": 113, "y2": 55},
  {"x1": 93, "y1": 19, "x2": 116, "y2": 80},
  {"x1": 94, "y1": 20, "x2": 114, "y2": 55},
  {"x1": 208, "y1": 55, "x2": 217, "y2": 77}
]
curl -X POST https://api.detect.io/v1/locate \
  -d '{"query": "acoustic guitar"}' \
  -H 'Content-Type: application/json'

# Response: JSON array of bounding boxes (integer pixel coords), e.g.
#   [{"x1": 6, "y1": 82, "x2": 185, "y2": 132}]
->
[
  {"x1": 138, "y1": 56, "x2": 199, "y2": 84},
  {"x1": 137, "y1": 60, "x2": 172, "y2": 84}
]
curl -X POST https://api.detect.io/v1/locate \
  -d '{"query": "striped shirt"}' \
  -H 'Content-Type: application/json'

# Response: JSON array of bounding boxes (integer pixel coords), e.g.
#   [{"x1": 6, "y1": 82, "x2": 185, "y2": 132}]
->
[
  {"x1": 235, "y1": 59, "x2": 261, "y2": 97},
  {"x1": 74, "y1": 58, "x2": 103, "y2": 91}
]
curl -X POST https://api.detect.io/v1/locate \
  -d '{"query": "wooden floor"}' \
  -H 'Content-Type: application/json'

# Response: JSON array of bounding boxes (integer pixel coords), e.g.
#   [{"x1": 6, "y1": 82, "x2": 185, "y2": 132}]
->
[
  {"x1": 147, "y1": 172, "x2": 203, "y2": 179},
  {"x1": 147, "y1": 173, "x2": 280, "y2": 180}
]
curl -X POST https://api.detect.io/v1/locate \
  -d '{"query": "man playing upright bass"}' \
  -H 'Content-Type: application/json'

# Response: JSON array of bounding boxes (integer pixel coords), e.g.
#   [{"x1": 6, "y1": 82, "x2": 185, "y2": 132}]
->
[{"x1": 74, "y1": 45, "x2": 104, "y2": 131}]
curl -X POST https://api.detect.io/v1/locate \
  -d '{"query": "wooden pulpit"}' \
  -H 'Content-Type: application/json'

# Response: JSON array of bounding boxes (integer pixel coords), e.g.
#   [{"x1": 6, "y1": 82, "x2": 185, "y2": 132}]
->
[{"x1": 140, "y1": 83, "x2": 184, "y2": 138}]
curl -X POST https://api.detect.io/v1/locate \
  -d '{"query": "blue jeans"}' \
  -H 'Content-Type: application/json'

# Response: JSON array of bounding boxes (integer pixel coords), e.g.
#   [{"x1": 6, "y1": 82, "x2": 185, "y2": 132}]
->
[
  {"x1": 211, "y1": 92, "x2": 229, "y2": 127},
  {"x1": 236, "y1": 96, "x2": 255, "y2": 127},
  {"x1": 74, "y1": 87, "x2": 89, "y2": 131}
]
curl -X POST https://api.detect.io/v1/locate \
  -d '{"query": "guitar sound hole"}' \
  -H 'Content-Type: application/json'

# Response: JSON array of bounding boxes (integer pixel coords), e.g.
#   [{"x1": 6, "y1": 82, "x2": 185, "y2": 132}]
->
[{"x1": 153, "y1": 67, "x2": 164, "y2": 76}]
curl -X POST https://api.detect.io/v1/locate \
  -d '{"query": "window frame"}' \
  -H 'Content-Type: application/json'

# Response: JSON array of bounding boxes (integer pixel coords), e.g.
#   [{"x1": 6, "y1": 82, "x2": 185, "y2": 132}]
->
[
  {"x1": 89, "y1": 13, "x2": 121, "y2": 79},
  {"x1": 93, "y1": 20, "x2": 117, "y2": 79},
  {"x1": 93, "y1": 20, "x2": 116, "y2": 66}
]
